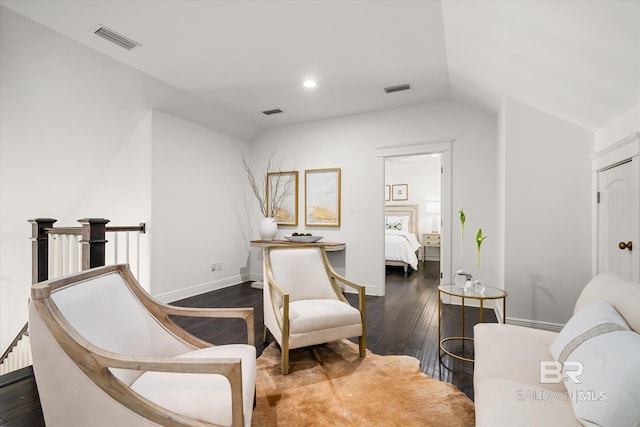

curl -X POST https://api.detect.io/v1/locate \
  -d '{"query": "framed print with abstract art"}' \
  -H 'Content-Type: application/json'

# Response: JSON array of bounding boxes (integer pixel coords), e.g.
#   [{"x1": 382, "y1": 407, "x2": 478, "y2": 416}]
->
[
  {"x1": 305, "y1": 168, "x2": 341, "y2": 227},
  {"x1": 267, "y1": 171, "x2": 298, "y2": 226}
]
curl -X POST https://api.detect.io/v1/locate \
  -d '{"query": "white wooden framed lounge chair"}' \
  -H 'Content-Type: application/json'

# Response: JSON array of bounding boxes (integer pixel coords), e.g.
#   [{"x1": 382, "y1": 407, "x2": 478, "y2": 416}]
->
[
  {"x1": 263, "y1": 246, "x2": 366, "y2": 374},
  {"x1": 29, "y1": 264, "x2": 256, "y2": 427}
]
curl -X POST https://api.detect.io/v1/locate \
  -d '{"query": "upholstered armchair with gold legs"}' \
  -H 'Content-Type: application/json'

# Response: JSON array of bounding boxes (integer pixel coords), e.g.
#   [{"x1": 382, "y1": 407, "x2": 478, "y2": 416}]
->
[
  {"x1": 263, "y1": 246, "x2": 366, "y2": 374},
  {"x1": 29, "y1": 264, "x2": 256, "y2": 427}
]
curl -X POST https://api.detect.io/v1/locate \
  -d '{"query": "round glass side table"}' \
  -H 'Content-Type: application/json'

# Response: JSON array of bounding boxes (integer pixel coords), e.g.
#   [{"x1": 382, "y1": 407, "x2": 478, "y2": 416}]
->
[{"x1": 438, "y1": 283, "x2": 507, "y2": 363}]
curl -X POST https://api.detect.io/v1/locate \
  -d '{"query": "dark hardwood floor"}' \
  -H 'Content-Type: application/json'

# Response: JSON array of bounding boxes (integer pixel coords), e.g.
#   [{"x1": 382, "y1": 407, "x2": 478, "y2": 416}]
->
[
  {"x1": 0, "y1": 366, "x2": 43, "y2": 427},
  {"x1": 0, "y1": 260, "x2": 495, "y2": 426}
]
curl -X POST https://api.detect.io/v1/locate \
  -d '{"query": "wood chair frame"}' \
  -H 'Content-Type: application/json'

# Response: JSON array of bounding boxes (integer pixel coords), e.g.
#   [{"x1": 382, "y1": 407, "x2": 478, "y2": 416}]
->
[
  {"x1": 263, "y1": 246, "x2": 366, "y2": 374},
  {"x1": 31, "y1": 264, "x2": 255, "y2": 427}
]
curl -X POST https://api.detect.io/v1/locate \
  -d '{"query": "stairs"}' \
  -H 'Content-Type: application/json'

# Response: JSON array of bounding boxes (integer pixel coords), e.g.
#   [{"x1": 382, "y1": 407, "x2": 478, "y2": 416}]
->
[{"x1": 0, "y1": 325, "x2": 32, "y2": 375}]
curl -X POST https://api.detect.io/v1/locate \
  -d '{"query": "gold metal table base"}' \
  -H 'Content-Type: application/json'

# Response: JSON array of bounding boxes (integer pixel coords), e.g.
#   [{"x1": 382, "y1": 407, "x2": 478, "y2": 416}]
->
[
  {"x1": 437, "y1": 284, "x2": 507, "y2": 365},
  {"x1": 439, "y1": 336, "x2": 475, "y2": 363}
]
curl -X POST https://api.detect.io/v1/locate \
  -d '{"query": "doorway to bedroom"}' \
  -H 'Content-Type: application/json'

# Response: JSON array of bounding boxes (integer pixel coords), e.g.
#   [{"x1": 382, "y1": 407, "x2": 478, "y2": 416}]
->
[{"x1": 385, "y1": 153, "x2": 442, "y2": 276}]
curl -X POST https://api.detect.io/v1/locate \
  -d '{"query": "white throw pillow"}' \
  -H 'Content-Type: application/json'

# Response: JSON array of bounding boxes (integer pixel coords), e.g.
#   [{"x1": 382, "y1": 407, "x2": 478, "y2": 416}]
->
[
  {"x1": 550, "y1": 299, "x2": 629, "y2": 363},
  {"x1": 550, "y1": 299, "x2": 640, "y2": 427}
]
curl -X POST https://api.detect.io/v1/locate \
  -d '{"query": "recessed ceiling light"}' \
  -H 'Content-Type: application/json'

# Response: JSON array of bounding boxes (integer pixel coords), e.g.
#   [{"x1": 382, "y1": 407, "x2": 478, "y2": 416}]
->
[{"x1": 303, "y1": 80, "x2": 317, "y2": 88}]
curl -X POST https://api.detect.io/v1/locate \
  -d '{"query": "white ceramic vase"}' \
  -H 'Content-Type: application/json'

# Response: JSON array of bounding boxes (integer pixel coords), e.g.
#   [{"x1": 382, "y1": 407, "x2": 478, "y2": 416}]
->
[{"x1": 259, "y1": 217, "x2": 277, "y2": 240}]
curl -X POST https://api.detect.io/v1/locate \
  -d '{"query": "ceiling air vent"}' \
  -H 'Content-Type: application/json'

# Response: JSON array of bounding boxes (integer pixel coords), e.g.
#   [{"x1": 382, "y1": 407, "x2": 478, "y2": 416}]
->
[
  {"x1": 93, "y1": 25, "x2": 141, "y2": 50},
  {"x1": 384, "y1": 83, "x2": 411, "y2": 94},
  {"x1": 262, "y1": 108, "x2": 284, "y2": 115}
]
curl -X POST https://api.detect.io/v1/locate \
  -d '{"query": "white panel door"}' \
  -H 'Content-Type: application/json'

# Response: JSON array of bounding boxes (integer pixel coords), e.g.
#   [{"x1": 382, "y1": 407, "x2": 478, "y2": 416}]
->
[{"x1": 597, "y1": 158, "x2": 639, "y2": 280}]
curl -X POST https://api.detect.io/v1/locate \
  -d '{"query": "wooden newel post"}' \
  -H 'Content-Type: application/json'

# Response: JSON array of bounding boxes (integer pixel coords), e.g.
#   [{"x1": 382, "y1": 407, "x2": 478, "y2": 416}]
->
[
  {"x1": 29, "y1": 218, "x2": 57, "y2": 284},
  {"x1": 78, "y1": 218, "x2": 110, "y2": 270}
]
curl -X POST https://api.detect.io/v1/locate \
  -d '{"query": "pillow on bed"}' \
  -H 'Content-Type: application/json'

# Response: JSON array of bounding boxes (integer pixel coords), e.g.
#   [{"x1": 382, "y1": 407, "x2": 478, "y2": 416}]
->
[
  {"x1": 386, "y1": 221, "x2": 403, "y2": 230},
  {"x1": 385, "y1": 216, "x2": 409, "y2": 231}
]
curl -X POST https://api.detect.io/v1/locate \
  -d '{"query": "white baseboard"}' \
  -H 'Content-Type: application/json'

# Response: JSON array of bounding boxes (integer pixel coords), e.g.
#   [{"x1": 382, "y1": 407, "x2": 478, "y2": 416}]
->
[
  {"x1": 506, "y1": 316, "x2": 564, "y2": 332},
  {"x1": 248, "y1": 272, "x2": 263, "y2": 282},
  {"x1": 154, "y1": 274, "x2": 252, "y2": 303}
]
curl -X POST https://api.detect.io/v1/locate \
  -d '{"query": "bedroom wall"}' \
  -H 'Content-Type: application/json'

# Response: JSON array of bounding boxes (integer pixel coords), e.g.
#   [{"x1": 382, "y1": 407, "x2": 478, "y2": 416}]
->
[
  {"x1": 501, "y1": 97, "x2": 593, "y2": 327},
  {"x1": 385, "y1": 155, "x2": 442, "y2": 235},
  {"x1": 250, "y1": 101, "x2": 498, "y2": 296}
]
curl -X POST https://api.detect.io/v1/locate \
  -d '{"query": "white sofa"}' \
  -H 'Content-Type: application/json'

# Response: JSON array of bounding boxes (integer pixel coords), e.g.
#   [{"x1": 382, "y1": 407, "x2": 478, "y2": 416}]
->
[{"x1": 474, "y1": 272, "x2": 640, "y2": 427}]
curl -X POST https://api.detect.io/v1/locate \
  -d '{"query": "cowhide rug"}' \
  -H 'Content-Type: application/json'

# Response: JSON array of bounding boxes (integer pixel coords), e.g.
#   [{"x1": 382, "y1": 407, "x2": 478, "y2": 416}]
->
[{"x1": 251, "y1": 340, "x2": 475, "y2": 426}]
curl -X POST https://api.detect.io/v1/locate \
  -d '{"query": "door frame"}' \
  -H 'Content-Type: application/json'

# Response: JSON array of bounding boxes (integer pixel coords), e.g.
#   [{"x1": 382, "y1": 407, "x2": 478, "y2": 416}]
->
[
  {"x1": 377, "y1": 140, "x2": 453, "y2": 296},
  {"x1": 591, "y1": 132, "x2": 640, "y2": 279}
]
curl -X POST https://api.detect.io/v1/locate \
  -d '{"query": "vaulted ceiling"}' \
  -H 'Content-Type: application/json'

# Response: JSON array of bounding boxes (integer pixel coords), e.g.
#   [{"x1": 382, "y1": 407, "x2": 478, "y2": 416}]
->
[{"x1": 2, "y1": 0, "x2": 639, "y2": 134}]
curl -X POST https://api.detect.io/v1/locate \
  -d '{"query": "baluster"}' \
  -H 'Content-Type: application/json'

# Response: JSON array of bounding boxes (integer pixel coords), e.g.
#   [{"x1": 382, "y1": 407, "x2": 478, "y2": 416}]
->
[
  {"x1": 136, "y1": 229, "x2": 141, "y2": 282},
  {"x1": 62, "y1": 234, "x2": 68, "y2": 276},
  {"x1": 72, "y1": 235, "x2": 79, "y2": 274},
  {"x1": 125, "y1": 232, "x2": 130, "y2": 267},
  {"x1": 49, "y1": 235, "x2": 55, "y2": 279},
  {"x1": 55, "y1": 235, "x2": 62, "y2": 279},
  {"x1": 113, "y1": 232, "x2": 119, "y2": 264}
]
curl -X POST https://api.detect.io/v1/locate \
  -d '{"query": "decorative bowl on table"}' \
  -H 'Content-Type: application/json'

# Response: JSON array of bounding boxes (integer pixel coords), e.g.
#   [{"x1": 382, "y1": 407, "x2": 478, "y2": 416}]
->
[{"x1": 284, "y1": 235, "x2": 323, "y2": 243}]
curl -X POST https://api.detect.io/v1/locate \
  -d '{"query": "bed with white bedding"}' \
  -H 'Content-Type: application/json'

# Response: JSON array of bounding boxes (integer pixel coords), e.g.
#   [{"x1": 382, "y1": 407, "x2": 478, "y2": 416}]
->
[{"x1": 385, "y1": 204, "x2": 421, "y2": 272}]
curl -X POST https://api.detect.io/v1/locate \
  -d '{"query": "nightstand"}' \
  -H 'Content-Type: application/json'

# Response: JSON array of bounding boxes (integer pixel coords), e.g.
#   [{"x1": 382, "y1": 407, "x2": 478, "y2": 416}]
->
[{"x1": 422, "y1": 233, "x2": 441, "y2": 261}]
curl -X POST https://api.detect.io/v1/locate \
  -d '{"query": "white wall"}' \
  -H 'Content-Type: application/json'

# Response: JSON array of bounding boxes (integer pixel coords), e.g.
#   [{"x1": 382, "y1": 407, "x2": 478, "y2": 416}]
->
[
  {"x1": 595, "y1": 102, "x2": 640, "y2": 152},
  {"x1": 250, "y1": 101, "x2": 498, "y2": 296},
  {"x1": 501, "y1": 98, "x2": 593, "y2": 327},
  {"x1": 0, "y1": 8, "x2": 256, "y2": 349},
  {"x1": 150, "y1": 111, "x2": 253, "y2": 301}
]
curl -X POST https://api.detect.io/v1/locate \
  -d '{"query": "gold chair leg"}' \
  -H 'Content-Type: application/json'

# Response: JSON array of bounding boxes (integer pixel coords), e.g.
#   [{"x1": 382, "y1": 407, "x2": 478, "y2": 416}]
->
[
  {"x1": 359, "y1": 335, "x2": 366, "y2": 358},
  {"x1": 262, "y1": 327, "x2": 269, "y2": 344},
  {"x1": 282, "y1": 341, "x2": 290, "y2": 375}
]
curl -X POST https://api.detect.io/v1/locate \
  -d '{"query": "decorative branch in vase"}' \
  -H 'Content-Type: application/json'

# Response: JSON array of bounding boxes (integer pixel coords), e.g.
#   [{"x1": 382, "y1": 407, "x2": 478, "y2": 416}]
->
[{"x1": 241, "y1": 152, "x2": 293, "y2": 240}]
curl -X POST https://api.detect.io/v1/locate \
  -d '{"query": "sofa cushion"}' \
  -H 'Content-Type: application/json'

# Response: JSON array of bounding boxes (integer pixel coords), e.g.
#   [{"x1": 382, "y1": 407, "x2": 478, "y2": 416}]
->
[
  {"x1": 130, "y1": 344, "x2": 256, "y2": 427},
  {"x1": 286, "y1": 299, "x2": 362, "y2": 334},
  {"x1": 474, "y1": 378, "x2": 582, "y2": 427},
  {"x1": 550, "y1": 300, "x2": 640, "y2": 427},
  {"x1": 474, "y1": 323, "x2": 565, "y2": 392},
  {"x1": 575, "y1": 272, "x2": 640, "y2": 333}
]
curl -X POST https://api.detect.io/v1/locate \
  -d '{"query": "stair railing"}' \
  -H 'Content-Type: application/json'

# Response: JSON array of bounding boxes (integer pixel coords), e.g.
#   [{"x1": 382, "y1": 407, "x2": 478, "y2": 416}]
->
[
  {"x1": 0, "y1": 218, "x2": 146, "y2": 375},
  {"x1": 29, "y1": 217, "x2": 146, "y2": 284}
]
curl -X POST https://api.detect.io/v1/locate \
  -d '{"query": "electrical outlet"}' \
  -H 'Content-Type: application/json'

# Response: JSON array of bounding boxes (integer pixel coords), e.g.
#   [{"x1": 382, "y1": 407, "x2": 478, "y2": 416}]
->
[{"x1": 211, "y1": 262, "x2": 223, "y2": 271}]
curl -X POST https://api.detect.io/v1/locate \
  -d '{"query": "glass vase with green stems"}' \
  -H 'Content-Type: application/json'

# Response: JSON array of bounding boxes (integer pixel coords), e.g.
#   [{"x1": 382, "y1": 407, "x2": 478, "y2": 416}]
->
[
  {"x1": 458, "y1": 209, "x2": 465, "y2": 261},
  {"x1": 475, "y1": 228, "x2": 488, "y2": 269},
  {"x1": 473, "y1": 228, "x2": 488, "y2": 292}
]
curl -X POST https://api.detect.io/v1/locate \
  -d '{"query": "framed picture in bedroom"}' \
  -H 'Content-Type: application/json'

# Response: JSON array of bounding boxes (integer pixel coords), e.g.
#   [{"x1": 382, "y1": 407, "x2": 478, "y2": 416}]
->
[
  {"x1": 267, "y1": 171, "x2": 298, "y2": 226},
  {"x1": 392, "y1": 184, "x2": 408, "y2": 201},
  {"x1": 305, "y1": 168, "x2": 341, "y2": 227}
]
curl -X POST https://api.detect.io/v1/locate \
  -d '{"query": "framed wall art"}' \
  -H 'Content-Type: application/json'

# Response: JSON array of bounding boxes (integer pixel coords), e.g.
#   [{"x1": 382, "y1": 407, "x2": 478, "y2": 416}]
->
[
  {"x1": 305, "y1": 168, "x2": 341, "y2": 227},
  {"x1": 392, "y1": 184, "x2": 408, "y2": 201},
  {"x1": 267, "y1": 171, "x2": 298, "y2": 226}
]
